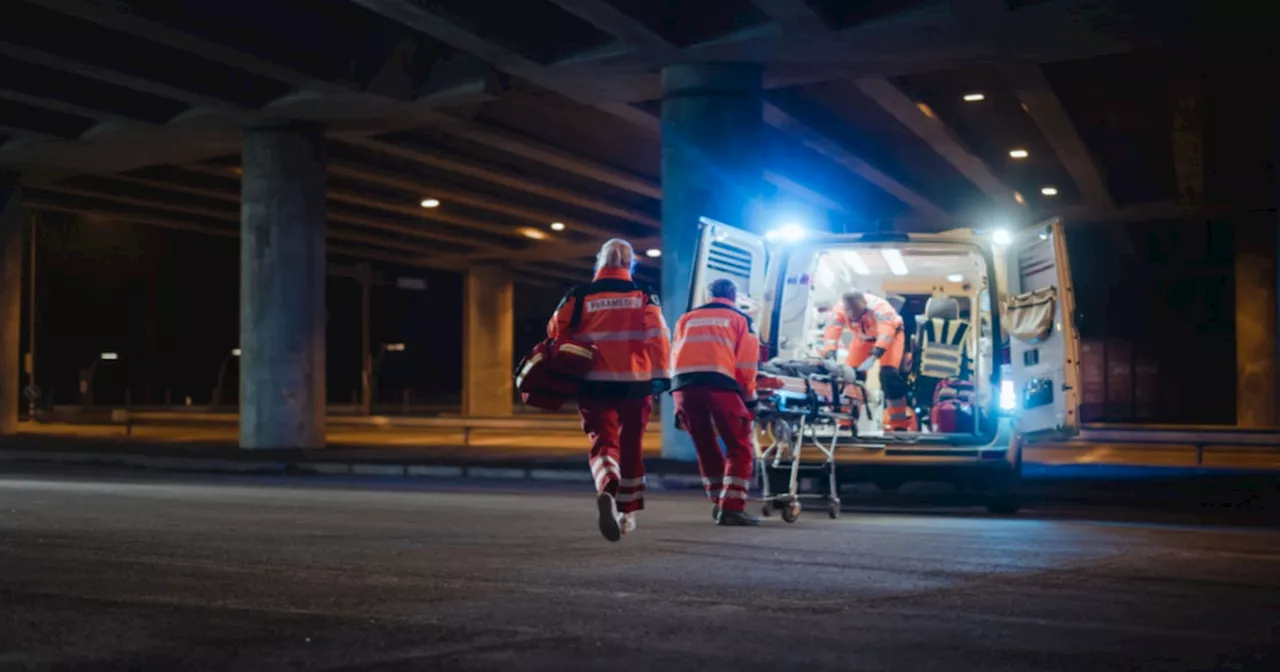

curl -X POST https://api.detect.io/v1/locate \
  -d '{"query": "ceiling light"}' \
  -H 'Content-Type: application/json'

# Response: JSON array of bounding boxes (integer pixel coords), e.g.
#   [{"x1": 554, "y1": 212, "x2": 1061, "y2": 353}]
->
[
  {"x1": 765, "y1": 223, "x2": 807, "y2": 243},
  {"x1": 1009, "y1": 149, "x2": 1029, "y2": 159},
  {"x1": 1041, "y1": 186, "x2": 1058, "y2": 196},
  {"x1": 645, "y1": 248, "x2": 661, "y2": 258},
  {"x1": 420, "y1": 198, "x2": 440, "y2": 208},
  {"x1": 518, "y1": 227, "x2": 548, "y2": 240},
  {"x1": 1013, "y1": 191, "x2": 1025, "y2": 205},
  {"x1": 947, "y1": 274, "x2": 964, "y2": 283},
  {"x1": 842, "y1": 250, "x2": 870, "y2": 275},
  {"x1": 992, "y1": 229, "x2": 1013, "y2": 246},
  {"x1": 881, "y1": 249, "x2": 909, "y2": 276},
  {"x1": 916, "y1": 102, "x2": 936, "y2": 119},
  {"x1": 963, "y1": 93, "x2": 985, "y2": 102},
  {"x1": 100, "y1": 352, "x2": 119, "y2": 361},
  {"x1": 550, "y1": 221, "x2": 565, "y2": 231},
  {"x1": 231, "y1": 348, "x2": 241, "y2": 357}
]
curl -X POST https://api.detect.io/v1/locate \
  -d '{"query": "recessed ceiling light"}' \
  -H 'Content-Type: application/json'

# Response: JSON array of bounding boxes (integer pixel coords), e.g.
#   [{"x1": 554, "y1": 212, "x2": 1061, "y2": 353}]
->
[
  {"x1": 1009, "y1": 149, "x2": 1029, "y2": 159},
  {"x1": 916, "y1": 102, "x2": 937, "y2": 119},
  {"x1": 518, "y1": 227, "x2": 548, "y2": 240},
  {"x1": 947, "y1": 274, "x2": 964, "y2": 283},
  {"x1": 420, "y1": 198, "x2": 440, "y2": 208},
  {"x1": 1041, "y1": 186, "x2": 1059, "y2": 196},
  {"x1": 1013, "y1": 191, "x2": 1025, "y2": 204},
  {"x1": 963, "y1": 93, "x2": 985, "y2": 102},
  {"x1": 549, "y1": 221, "x2": 565, "y2": 231},
  {"x1": 645, "y1": 248, "x2": 661, "y2": 258}
]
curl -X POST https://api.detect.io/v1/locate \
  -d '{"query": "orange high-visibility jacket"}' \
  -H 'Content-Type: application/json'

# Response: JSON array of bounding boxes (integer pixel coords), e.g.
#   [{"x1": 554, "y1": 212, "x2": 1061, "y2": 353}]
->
[
  {"x1": 823, "y1": 293, "x2": 903, "y2": 354},
  {"x1": 671, "y1": 297, "x2": 760, "y2": 400},
  {"x1": 547, "y1": 267, "x2": 671, "y2": 399}
]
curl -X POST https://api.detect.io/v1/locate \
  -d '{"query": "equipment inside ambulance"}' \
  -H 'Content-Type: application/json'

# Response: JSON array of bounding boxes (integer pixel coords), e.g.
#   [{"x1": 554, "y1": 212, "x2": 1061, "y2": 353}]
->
[{"x1": 686, "y1": 216, "x2": 1082, "y2": 454}]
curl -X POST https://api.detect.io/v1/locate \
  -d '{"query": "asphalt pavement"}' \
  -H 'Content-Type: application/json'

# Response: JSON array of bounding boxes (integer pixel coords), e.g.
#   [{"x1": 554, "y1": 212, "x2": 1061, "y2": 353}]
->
[{"x1": 1, "y1": 466, "x2": 1278, "y2": 671}]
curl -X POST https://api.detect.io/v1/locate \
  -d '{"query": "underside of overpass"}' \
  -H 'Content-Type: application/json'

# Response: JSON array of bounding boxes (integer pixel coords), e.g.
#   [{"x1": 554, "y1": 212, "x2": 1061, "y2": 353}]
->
[{"x1": 0, "y1": 0, "x2": 1275, "y2": 448}]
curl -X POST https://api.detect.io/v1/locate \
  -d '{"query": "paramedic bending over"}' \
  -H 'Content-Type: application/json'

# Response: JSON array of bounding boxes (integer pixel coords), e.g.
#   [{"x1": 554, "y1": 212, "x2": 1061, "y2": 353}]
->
[
  {"x1": 547, "y1": 239, "x2": 671, "y2": 543},
  {"x1": 824, "y1": 290, "x2": 919, "y2": 432}
]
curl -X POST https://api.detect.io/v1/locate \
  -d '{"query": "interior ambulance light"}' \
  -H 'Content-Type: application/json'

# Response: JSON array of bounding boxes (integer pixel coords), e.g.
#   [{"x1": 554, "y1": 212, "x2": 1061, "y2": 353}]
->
[
  {"x1": 518, "y1": 227, "x2": 548, "y2": 240},
  {"x1": 645, "y1": 248, "x2": 661, "y2": 258},
  {"x1": 963, "y1": 93, "x2": 985, "y2": 102},
  {"x1": 549, "y1": 221, "x2": 566, "y2": 231},
  {"x1": 1000, "y1": 379, "x2": 1016, "y2": 411},
  {"x1": 881, "y1": 249, "x2": 909, "y2": 276},
  {"x1": 100, "y1": 352, "x2": 118, "y2": 361},
  {"x1": 231, "y1": 348, "x2": 241, "y2": 357},
  {"x1": 765, "y1": 223, "x2": 807, "y2": 243},
  {"x1": 992, "y1": 229, "x2": 1013, "y2": 246},
  {"x1": 1041, "y1": 186, "x2": 1058, "y2": 196},
  {"x1": 385, "y1": 343, "x2": 406, "y2": 352},
  {"x1": 1009, "y1": 149, "x2": 1029, "y2": 159},
  {"x1": 420, "y1": 198, "x2": 440, "y2": 208},
  {"x1": 947, "y1": 274, "x2": 964, "y2": 283},
  {"x1": 842, "y1": 250, "x2": 871, "y2": 275}
]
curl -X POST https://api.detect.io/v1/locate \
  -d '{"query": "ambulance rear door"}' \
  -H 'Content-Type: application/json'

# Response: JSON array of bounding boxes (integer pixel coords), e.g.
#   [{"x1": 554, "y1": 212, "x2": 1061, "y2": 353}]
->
[
  {"x1": 688, "y1": 217, "x2": 769, "y2": 316},
  {"x1": 1004, "y1": 217, "x2": 1081, "y2": 440}
]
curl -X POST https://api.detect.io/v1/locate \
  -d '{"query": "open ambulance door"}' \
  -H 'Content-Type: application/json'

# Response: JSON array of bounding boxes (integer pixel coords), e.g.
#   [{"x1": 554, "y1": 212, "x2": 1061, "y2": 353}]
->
[
  {"x1": 688, "y1": 217, "x2": 768, "y2": 315},
  {"x1": 1004, "y1": 217, "x2": 1081, "y2": 440}
]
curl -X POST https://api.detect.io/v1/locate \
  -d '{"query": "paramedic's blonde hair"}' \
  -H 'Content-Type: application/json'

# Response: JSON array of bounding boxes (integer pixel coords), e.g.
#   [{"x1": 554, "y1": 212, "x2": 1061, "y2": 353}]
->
[{"x1": 595, "y1": 238, "x2": 635, "y2": 272}]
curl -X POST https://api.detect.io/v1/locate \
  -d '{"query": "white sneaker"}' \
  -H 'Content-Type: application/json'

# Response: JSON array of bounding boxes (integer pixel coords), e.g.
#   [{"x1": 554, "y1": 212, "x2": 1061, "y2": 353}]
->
[
  {"x1": 597, "y1": 492, "x2": 621, "y2": 542},
  {"x1": 618, "y1": 512, "x2": 637, "y2": 535}
]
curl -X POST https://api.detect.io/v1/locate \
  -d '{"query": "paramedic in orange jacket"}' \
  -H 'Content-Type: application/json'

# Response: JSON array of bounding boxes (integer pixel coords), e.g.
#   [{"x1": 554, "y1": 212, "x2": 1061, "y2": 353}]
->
[
  {"x1": 824, "y1": 290, "x2": 919, "y2": 431},
  {"x1": 671, "y1": 278, "x2": 761, "y2": 526},
  {"x1": 548, "y1": 239, "x2": 671, "y2": 542}
]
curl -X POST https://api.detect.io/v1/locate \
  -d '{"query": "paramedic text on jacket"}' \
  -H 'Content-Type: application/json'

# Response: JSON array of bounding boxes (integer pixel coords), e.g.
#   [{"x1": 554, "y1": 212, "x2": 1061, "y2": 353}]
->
[
  {"x1": 671, "y1": 278, "x2": 762, "y2": 526},
  {"x1": 823, "y1": 290, "x2": 919, "y2": 432},
  {"x1": 547, "y1": 238, "x2": 671, "y2": 542}
]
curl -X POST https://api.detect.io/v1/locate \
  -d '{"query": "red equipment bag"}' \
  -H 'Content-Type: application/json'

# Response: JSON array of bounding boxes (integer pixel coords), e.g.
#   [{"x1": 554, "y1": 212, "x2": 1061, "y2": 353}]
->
[
  {"x1": 929, "y1": 379, "x2": 975, "y2": 433},
  {"x1": 514, "y1": 286, "x2": 598, "y2": 411}
]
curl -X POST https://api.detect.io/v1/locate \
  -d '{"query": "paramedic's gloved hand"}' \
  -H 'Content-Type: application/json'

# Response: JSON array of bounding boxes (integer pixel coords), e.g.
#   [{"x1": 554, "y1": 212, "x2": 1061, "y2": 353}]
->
[
  {"x1": 856, "y1": 355, "x2": 879, "y2": 373},
  {"x1": 869, "y1": 346, "x2": 886, "y2": 359},
  {"x1": 823, "y1": 349, "x2": 838, "y2": 362}
]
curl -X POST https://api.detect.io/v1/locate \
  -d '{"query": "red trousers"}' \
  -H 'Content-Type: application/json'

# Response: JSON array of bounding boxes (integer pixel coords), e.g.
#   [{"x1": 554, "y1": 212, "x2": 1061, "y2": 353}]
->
[
  {"x1": 673, "y1": 387, "x2": 754, "y2": 513},
  {"x1": 579, "y1": 397, "x2": 651, "y2": 513}
]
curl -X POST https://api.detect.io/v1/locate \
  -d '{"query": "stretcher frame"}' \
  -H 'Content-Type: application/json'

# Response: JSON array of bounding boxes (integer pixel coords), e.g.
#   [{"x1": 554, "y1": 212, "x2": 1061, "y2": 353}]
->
[{"x1": 753, "y1": 365, "x2": 868, "y2": 522}]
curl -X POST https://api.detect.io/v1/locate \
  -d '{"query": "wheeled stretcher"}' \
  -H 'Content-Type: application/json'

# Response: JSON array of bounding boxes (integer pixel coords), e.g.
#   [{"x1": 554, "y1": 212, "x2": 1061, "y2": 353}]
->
[{"x1": 753, "y1": 358, "x2": 869, "y2": 522}]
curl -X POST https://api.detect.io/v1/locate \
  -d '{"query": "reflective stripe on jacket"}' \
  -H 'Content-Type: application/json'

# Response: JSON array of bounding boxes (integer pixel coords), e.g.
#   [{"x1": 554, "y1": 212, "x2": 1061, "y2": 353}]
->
[
  {"x1": 822, "y1": 293, "x2": 903, "y2": 353},
  {"x1": 547, "y1": 267, "x2": 671, "y2": 399},
  {"x1": 671, "y1": 298, "x2": 760, "y2": 400}
]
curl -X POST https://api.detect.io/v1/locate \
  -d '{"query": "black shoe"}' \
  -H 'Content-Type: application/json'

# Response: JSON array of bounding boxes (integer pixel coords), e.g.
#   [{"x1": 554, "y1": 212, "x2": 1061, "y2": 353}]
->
[
  {"x1": 716, "y1": 510, "x2": 761, "y2": 526},
  {"x1": 597, "y1": 492, "x2": 621, "y2": 542},
  {"x1": 712, "y1": 504, "x2": 720, "y2": 521}
]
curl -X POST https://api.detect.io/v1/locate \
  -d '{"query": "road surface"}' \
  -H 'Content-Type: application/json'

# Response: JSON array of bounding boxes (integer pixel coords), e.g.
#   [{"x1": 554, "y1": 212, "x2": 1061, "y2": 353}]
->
[{"x1": 3, "y1": 468, "x2": 1278, "y2": 670}]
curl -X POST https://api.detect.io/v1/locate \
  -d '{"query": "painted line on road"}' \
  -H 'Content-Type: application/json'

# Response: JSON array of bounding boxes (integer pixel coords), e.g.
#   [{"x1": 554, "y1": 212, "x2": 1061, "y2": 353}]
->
[
  {"x1": 407, "y1": 465, "x2": 465, "y2": 478},
  {"x1": 529, "y1": 469, "x2": 593, "y2": 483},
  {"x1": 351, "y1": 464, "x2": 407, "y2": 477},
  {"x1": 467, "y1": 467, "x2": 528, "y2": 480}
]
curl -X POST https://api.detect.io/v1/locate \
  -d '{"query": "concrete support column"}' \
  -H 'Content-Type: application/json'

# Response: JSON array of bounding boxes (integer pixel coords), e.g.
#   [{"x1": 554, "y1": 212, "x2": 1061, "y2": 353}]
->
[
  {"x1": 462, "y1": 265, "x2": 514, "y2": 417},
  {"x1": 659, "y1": 63, "x2": 765, "y2": 459},
  {"x1": 239, "y1": 123, "x2": 327, "y2": 449},
  {"x1": 1234, "y1": 219, "x2": 1278, "y2": 428},
  {"x1": 0, "y1": 182, "x2": 21, "y2": 436}
]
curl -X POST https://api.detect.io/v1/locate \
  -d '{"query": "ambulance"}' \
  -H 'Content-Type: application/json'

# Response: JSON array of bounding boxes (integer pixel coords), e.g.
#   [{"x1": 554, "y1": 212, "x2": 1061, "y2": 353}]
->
[{"x1": 687, "y1": 216, "x2": 1081, "y2": 513}]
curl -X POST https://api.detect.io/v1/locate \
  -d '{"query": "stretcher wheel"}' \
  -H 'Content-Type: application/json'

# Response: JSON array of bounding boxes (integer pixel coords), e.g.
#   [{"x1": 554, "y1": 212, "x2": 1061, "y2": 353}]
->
[
  {"x1": 828, "y1": 501, "x2": 840, "y2": 519},
  {"x1": 781, "y1": 501, "x2": 801, "y2": 523},
  {"x1": 761, "y1": 504, "x2": 772, "y2": 517}
]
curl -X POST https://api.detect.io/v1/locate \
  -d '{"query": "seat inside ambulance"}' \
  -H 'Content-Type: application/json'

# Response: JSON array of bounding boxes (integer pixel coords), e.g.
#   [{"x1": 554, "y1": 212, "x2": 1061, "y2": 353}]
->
[{"x1": 773, "y1": 243, "x2": 995, "y2": 441}]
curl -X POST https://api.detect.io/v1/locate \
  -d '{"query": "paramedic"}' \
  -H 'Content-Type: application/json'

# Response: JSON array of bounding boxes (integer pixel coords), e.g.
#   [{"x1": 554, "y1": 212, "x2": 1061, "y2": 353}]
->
[
  {"x1": 671, "y1": 278, "x2": 761, "y2": 526},
  {"x1": 548, "y1": 239, "x2": 671, "y2": 542},
  {"x1": 823, "y1": 290, "x2": 919, "y2": 431}
]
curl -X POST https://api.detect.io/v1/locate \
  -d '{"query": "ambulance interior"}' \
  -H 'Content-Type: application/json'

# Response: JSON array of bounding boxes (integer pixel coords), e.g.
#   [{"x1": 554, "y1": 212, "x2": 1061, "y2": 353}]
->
[{"x1": 772, "y1": 243, "x2": 996, "y2": 442}]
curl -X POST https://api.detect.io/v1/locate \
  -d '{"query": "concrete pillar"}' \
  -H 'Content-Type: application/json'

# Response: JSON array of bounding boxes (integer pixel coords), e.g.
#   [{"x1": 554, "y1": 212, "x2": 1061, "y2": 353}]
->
[
  {"x1": 659, "y1": 63, "x2": 765, "y2": 459},
  {"x1": 239, "y1": 123, "x2": 327, "y2": 449},
  {"x1": 1234, "y1": 219, "x2": 1278, "y2": 428},
  {"x1": 0, "y1": 182, "x2": 21, "y2": 436},
  {"x1": 462, "y1": 265, "x2": 514, "y2": 417}
]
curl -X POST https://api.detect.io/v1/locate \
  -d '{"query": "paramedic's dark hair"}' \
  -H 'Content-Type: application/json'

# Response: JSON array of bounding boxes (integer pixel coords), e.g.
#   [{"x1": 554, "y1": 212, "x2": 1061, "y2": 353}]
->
[
  {"x1": 842, "y1": 290, "x2": 866, "y2": 303},
  {"x1": 708, "y1": 278, "x2": 738, "y2": 301}
]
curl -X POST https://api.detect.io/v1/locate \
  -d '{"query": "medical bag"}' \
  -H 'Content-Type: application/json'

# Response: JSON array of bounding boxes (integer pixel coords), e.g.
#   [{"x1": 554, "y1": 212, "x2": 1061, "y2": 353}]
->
[
  {"x1": 514, "y1": 287, "x2": 597, "y2": 411},
  {"x1": 929, "y1": 379, "x2": 975, "y2": 433}
]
